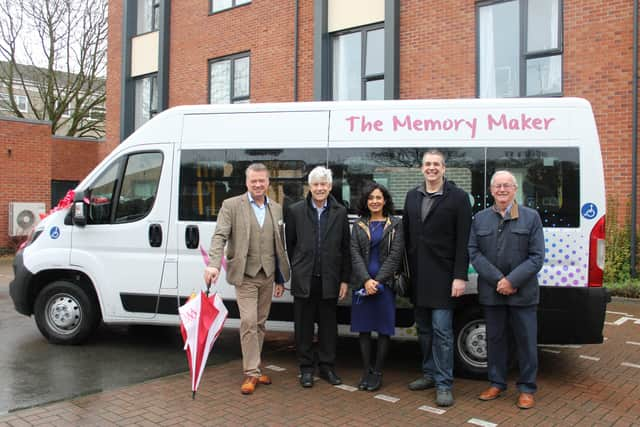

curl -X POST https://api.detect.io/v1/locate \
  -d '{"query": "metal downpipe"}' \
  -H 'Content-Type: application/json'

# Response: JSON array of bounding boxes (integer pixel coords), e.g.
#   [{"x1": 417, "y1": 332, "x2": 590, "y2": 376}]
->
[{"x1": 631, "y1": 0, "x2": 638, "y2": 277}]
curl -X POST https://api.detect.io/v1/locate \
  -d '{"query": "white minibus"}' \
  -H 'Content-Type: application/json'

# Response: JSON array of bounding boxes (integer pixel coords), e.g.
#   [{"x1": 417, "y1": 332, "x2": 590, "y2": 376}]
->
[{"x1": 10, "y1": 98, "x2": 610, "y2": 377}]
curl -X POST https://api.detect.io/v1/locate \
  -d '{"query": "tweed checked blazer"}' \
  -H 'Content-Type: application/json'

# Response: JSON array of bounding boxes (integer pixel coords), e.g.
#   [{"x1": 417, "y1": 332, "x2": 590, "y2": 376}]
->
[{"x1": 208, "y1": 193, "x2": 291, "y2": 286}]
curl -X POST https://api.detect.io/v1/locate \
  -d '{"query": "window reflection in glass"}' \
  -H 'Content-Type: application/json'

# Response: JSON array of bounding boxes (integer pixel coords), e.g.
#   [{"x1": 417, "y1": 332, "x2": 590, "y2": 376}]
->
[
  {"x1": 209, "y1": 54, "x2": 250, "y2": 104},
  {"x1": 87, "y1": 159, "x2": 122, "y2": 224},
  {"x1": 332, "y1": 32, "x2": 362, "y2": 100},
  {"x1": 234, "y1": 56, "x2": 250, "y2": 98},
  {"x1": 365, "y1": 28, "x2": 384, "y2": 76},
  {"x1": 366, "y1": 79, "x2": 384, "y2": 100},
  {"x1": 115, "y1": 153, "x2": 163, "y2": 223},
  {"x1": 134, "y1": 75, "x2": 158, "y2": 130},
  {"x1": 527, "y1": 0, "x2": 559, "y2": 52},
  {"x1": 328, "y1": 148, "x2": 484, "y2": 215},
  {"x1": 179, "y1": 149, "x2": 326, "y2": 221},
  {"x1": 210, "y1": 60, "x2": 231, "y2": 104},
  {"x1": 526, "y1": 55, "x2": 562, "y2": 96},
  {"x1": 478, "y1": 1, "x2": 519, "y2": 98},
  {"x1": 486, "y1": 147, "x2": 579, "y2": 227},
  {"x1": 479, "y1": 0, "x2": 562, "y2": 98}
]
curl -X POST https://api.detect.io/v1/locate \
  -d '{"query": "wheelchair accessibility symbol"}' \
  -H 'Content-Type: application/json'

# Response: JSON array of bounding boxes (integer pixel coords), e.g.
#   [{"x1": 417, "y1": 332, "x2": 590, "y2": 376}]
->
[
  {"x1": 49, "y1": 226, "x2": 60, "y2": 239},
  {"x1": 581, "y1": 203, "x2": 598, "y2": 220}
]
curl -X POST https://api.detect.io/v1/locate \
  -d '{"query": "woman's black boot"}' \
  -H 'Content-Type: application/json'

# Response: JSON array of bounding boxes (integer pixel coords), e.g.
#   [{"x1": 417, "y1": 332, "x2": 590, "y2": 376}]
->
[
  {"x1": 366, "y1": 371, "x2": 382, "y2": 392},
  {"x1": 358, "y1": 369, "x2": 371, "y2": 390}
]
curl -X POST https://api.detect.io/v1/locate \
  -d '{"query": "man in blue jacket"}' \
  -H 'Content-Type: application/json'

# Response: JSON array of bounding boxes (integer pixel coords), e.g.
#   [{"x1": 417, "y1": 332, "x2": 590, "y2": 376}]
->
[{"x1": 468, "y1": 170, "x2": 545, "y2": 410}]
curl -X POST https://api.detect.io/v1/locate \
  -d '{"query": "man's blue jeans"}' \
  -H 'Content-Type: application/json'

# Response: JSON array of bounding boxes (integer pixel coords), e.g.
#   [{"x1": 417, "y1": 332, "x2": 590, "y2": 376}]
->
[{"x1": 414, "y1": 307, "x2": 454, "y2": 390}]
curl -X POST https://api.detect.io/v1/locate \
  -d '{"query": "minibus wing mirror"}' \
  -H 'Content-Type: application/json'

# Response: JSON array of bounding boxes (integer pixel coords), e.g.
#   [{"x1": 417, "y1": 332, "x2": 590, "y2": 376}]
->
[{"x1": 72, "y1": 190, "x2": 87, "y2": 227}]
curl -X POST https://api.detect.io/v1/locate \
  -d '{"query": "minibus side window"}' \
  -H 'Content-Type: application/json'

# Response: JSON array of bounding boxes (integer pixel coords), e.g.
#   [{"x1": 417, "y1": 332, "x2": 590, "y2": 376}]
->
[
  {"x1": 86, "y1": 158, "x2": 123, "y2": 225},
  {"x1": 85, "y1": 152, "x2": 163, "y2": 225},
  {"x1": 114, "y1": 152, "x2": 163, "y2": 223},
  {"x1": 179, "y1": 148, "x2": 326, "y2": 221},
  {"x1": 486, "y1": 147, "x2": 579, "y2": 227},
  {"x1": 328, "y1": 148, "x2": 485, "y2": 215}
]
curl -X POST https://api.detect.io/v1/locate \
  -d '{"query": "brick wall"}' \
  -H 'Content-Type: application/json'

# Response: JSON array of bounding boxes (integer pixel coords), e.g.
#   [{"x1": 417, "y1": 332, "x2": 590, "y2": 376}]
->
[
  {"x1": 0, "y1": 117, "x2": 102, "y2": 252},
  {"x1": 51, "y1": 137, "x2": 101, "y2": 181},
  {"x1": 168, "y1": 0, "x2": 297, "y2": 106},
  {"x1": 105, "y1": 0, "x2": 639, "y2": 224},
  {"x1": 562, "y1": 0, "x2": 636, "y2": 223},
  {"x1": 104, "y1": 0, "x2": 123, "y2": 157},
  {"x1": 0, "y1": 118, "x2": 52, "y2": 251}
]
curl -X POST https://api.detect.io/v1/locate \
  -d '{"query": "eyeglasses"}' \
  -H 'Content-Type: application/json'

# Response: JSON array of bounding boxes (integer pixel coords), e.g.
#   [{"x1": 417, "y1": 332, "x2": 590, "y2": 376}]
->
[{"x1": 491, "y1": 183, "x2": 516, "y2": 189}]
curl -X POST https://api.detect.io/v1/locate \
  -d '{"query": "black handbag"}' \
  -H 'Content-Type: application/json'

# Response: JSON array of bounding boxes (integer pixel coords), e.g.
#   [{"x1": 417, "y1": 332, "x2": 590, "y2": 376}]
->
[{"x1": 388, "y1": 227, "x2": 411, "y2": 297}]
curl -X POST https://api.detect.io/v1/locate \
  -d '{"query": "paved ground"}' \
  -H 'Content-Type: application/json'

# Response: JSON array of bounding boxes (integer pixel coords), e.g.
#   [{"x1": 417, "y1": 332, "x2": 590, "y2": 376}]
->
[
  {"x1": 0, "y1": 256, "x2": 240, "y2": 414},
  {"x1": 1, "y1": 255, "x2": 639, "y2": 426}
]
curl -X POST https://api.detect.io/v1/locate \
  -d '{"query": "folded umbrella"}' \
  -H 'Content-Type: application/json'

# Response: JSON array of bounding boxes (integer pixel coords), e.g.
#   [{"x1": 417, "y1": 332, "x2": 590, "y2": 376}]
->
[{"x1": 179, "y1": 291, "x2": 228, "y2": 398}]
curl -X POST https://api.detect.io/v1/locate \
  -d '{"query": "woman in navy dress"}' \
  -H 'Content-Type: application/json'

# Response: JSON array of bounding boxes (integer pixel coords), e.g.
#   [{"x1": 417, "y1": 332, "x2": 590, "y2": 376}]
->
[{"x1": 350, "y1": 182, "x2": 404, "y2": 391}]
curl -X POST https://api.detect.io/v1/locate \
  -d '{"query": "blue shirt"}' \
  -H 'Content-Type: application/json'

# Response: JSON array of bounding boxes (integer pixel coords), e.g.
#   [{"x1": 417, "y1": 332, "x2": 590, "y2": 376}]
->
[
  {"x1": 313, "y1": 199, "x2": 327, "y2": 220},
  {"x1": 247, "y1": 193, "x2": 269, "y2": 227}
]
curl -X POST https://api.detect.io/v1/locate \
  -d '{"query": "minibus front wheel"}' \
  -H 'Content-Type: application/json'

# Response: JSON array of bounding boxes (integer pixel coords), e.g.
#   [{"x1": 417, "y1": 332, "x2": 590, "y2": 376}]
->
[{"x1": 34, "y1": 280, "x2": 99, "y2": 344}]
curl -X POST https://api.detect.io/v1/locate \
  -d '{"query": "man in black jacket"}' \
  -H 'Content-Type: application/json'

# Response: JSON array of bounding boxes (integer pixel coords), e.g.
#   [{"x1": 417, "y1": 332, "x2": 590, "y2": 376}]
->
[
  {"x1": 284, "y1": 166, "x2": 351, "y2": 388},
  {"x1": 403, "y1": 150, "x2": 472, "y2": 407}
]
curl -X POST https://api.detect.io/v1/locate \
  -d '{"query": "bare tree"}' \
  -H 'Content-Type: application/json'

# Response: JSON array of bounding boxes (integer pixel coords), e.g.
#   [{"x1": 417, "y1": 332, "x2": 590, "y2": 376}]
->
[{"x1": 0, "y1": 0, "x2": 107, "y2": 138}]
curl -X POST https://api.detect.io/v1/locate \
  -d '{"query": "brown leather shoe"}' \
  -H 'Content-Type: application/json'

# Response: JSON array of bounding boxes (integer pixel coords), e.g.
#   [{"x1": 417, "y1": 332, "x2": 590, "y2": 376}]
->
[
  {"x1": 517, "y1": 392, "x2": 535, "y2": 409},
  {"x1": 478, "y1": 386, "x2": 502, "y2": 401},
  {"x1": 257, "y1": 374, "x2": 272, "y2": 385},
  {"x1": 241, "y1": 376, "x2": 259, "y2": 395}
]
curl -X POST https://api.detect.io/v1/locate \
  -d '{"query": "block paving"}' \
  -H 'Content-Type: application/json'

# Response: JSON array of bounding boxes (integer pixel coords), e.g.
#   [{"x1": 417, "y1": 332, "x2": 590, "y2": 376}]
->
[{"x1": 0, "y1": 299, "x2": 639, "y2": 426}]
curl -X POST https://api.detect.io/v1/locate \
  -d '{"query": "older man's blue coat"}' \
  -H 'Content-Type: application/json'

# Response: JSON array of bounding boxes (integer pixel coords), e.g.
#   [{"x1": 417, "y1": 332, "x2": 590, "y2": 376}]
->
[{"x1": 468, "y1": 203, "x2": 545, "y2": 306}]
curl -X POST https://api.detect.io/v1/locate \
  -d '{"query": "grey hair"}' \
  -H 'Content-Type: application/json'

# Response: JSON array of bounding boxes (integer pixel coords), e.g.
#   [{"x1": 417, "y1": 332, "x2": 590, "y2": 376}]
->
[
  {"x1": 308, "y1": 166, "x2": 333, "y2": 185},
  {"x1": 490, "y1": 170, "x2": 518, "y2": 187},
  {"x1": 422, "y1": 149, "x2": 446, "y2": 166},
  {"x1": 245, "y1": 163, "x2": 270, "y2": 178}
]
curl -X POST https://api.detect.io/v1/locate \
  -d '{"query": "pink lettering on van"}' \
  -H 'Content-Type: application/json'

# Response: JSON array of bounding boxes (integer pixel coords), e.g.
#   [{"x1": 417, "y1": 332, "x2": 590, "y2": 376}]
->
[
  {"x1": 487, "y1": 113, "x2": 555, "y2": 131},
  {"x1": 345, "y1": 115, "x2": 384, "y2": 132}
]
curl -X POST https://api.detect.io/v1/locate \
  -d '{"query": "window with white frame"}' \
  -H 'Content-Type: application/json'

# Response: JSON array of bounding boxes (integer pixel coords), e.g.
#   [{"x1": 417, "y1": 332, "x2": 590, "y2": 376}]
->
[
  {"x1": 55, "y1": 100, "x2": 72, "y2": 117},
  {"x1": 331, "y1": 25, "x2": 384, "y2": 101},
  {"x1": 0, "y1": 93, "x2": 9, "y2": 110},
  {"x1": 478, "y1": 0, "x2": 562, "y2": 98},
  {"x1": 137, "y1": 0, "x2": 160, "y2": 34},
  {"x1": 0, "y1": 93, "x2": 28, "y2": 113},
  {"x1": 209, "y1": 53, "x2": 250, "y2": 104},
  {"x1": 134, "y1": 74, "x2": 158, "y2": 130},
  {"x1": 90, "y1": 105, "x2": 106, "y2": 121},
  {"x1": 211, "y1": 0, "x2": 250, "y2": 14}
]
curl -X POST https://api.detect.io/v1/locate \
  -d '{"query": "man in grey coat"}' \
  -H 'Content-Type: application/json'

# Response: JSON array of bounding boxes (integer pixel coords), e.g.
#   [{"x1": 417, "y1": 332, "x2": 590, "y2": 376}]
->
[{"x1": 468, "y1": 170, "x2": 545, "y2": 410}]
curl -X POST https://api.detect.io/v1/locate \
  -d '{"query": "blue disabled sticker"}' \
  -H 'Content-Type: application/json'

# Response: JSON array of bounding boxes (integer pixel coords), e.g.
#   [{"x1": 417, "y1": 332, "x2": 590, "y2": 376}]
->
[
  {"x1": 581, "y1": 203, "x2": 598, "y2": 220},
  {"x1": 49, "y1": 226, "x2": 60, "y2": 239}
]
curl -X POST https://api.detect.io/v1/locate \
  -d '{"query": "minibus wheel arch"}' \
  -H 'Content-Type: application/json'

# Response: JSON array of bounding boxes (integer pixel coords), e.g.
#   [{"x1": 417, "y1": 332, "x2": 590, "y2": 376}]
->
[
  {"x1": 30, "y1": 270, "x2": 101, "y2": 344},
  {"x1": 33, "y1": 279, "x2": 100, "y2": 344}
]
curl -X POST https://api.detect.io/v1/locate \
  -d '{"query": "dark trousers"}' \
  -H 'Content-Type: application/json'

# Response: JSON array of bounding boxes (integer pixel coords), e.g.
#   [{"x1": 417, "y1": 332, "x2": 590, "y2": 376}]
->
[
  {"x1": 483, "y1": 304, "x2": 538, "y2": 394},
  {"x1": 294, "y1": 276, "x2": 337, "y2": 373}
]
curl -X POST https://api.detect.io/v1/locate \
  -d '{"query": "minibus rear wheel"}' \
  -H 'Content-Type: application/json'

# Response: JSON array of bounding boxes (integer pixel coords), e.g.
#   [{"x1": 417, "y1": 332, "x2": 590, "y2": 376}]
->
[{"x1": 34, "y1": 280, "x2": 98, "y2": 344}]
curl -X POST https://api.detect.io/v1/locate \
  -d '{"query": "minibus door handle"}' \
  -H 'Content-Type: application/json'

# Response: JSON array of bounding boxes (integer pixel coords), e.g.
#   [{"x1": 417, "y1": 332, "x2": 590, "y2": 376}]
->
[
  {"x1": 185, "y1": 225, "x2": 200, "y2": 249},
  {"x1": 149, "y1": 224, "x2": 163, "y2": 247}
]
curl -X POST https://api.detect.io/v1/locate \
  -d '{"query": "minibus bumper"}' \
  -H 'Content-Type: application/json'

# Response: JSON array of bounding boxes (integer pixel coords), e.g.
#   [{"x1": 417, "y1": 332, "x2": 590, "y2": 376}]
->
[
  {"x1": 538, "y1": 286, "x2": 611, "y2": 344},
  {"x1": 9, "y1": 251, "x2": 34, "y2": 316}
]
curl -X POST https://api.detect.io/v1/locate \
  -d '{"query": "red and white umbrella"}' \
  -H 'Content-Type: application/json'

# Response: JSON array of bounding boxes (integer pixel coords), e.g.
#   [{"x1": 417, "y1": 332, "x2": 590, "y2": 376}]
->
[
  {"x1": 179, "y1": 290, "x2": 228, "y2": 398},
  {"x1": 178, "y1": 244, "x2": 228, "y2": 398}
]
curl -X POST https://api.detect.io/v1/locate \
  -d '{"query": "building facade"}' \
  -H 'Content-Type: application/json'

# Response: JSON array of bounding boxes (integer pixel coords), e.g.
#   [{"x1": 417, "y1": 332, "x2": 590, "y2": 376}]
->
[
  {"x1": 105, "y1": 0, "x2": 638, "y2": 224},
  {"x1": 0, "y1": 63, "x2": 106, "y2": 139}
]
